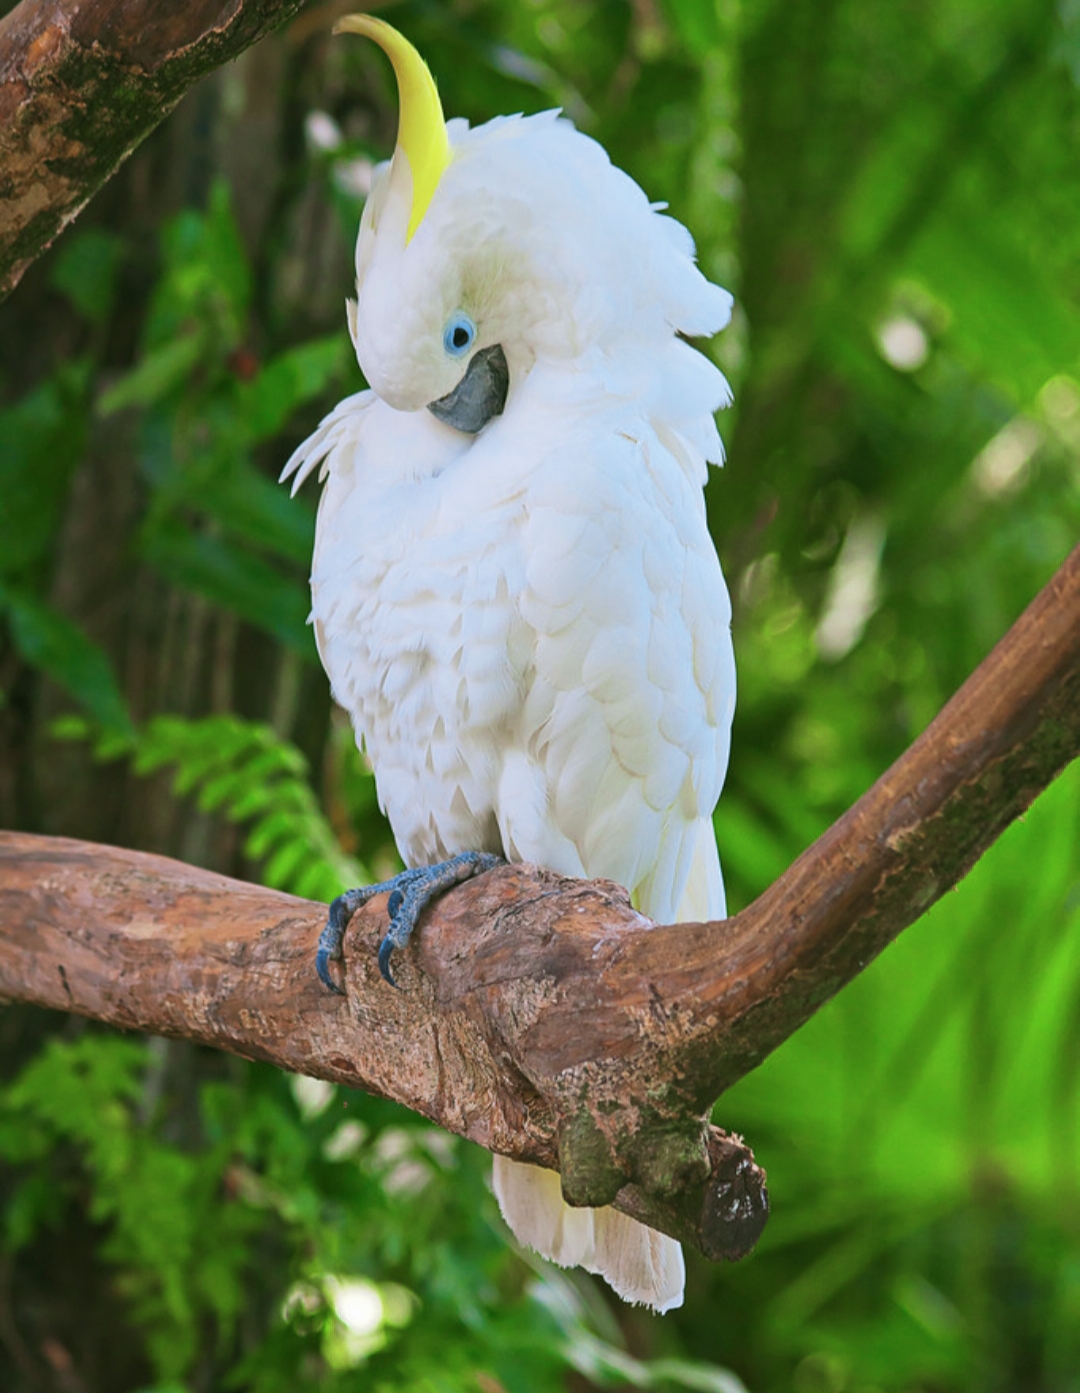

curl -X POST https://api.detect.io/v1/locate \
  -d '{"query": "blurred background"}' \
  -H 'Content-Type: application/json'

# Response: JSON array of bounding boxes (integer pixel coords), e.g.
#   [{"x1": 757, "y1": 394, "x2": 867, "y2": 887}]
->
[{"x1": 2, "y1": 0, "x2": 1079, "y2": 1389}]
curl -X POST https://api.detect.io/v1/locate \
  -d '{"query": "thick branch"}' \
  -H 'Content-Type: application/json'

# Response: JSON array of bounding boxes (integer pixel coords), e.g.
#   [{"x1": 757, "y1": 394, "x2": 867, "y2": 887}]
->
[
  {"x1": 0, "y1": 0, "x2": 310, "y2": 298},
  {"x1": 1, "y1": 540, "x2": 1078, "y2": 1260}
]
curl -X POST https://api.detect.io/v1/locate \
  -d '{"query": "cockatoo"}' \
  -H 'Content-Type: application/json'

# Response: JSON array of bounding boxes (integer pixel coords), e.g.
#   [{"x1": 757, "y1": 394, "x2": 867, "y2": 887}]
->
[{"x1": 282, "y1": 15, "x2": 735, "y2": 1313}]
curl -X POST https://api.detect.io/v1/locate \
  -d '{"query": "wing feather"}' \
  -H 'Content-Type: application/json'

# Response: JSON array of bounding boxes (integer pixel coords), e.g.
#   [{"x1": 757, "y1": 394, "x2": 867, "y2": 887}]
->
[{"x1": 517, "y1": 422, "x2": 733, "y2": 923}]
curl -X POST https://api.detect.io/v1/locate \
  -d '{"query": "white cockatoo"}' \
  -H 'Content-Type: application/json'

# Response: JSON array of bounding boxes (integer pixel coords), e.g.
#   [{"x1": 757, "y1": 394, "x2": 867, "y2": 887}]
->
[{"x1": 282, "y1": 15, "x2": 735, "y2": 1313}]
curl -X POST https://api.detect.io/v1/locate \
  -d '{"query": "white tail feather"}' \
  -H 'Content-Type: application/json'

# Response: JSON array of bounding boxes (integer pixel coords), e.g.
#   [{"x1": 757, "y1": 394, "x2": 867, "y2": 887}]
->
[
  {"x1": 492, "y1": 820, "x2": 722, "y2": 1312},
  {"x1": 492, "y1": 1155, "x2": 596, "y2": 1268},
  {"x1": 492, "y1": 1155, "x2": 685, "y2": 1312},
  {"x1": 677, "y1": 815, "x2": 726, "y2": 922},
  {"x1": 591, "y1": 1206, "x2": 685, "y2": 1313}
]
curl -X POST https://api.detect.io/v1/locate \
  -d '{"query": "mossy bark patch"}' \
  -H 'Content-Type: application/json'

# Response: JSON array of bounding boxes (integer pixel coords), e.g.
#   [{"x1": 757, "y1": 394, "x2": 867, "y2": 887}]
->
[{"x1": 0, "y1": 0, "x2": 308, "y2": 298}]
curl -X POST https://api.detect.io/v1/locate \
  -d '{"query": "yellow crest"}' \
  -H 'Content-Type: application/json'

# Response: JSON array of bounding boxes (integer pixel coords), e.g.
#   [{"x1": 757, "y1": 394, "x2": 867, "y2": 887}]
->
[{"x1": 334, "y1": 14, "x2": 451, "y2": 243}]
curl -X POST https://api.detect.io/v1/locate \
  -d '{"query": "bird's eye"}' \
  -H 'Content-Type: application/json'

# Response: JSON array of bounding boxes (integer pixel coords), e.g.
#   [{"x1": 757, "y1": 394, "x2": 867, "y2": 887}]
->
[{"x1": 443, "y1": 312, "x2": 476, "y2": 358}]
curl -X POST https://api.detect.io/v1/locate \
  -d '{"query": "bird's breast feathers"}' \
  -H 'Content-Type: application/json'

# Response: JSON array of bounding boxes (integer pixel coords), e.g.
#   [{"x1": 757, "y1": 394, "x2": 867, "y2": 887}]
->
[{"x1": 289, "y1": 356, "x2": 734, "y2": 916}]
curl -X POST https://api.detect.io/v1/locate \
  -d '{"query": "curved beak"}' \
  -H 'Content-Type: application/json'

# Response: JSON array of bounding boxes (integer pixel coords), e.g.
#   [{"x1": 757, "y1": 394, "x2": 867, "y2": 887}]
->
[{"x1": 427, "y1": 345, "x2": 509, "y2": 434}]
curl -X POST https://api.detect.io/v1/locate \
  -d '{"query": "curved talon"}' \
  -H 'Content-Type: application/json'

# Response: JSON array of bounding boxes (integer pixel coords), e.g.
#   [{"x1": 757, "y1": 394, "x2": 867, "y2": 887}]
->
[
  {"x1": 387, "y1": 888, "x2": 404, "y2": 918},
  {"x1": 317, "y1": 901, "x2": 353, "y2": 995},
  {"x1": 316, "y1": 943, "x2": 346, "y2": 995},
  {"x1": 377, "y1": 934, "x2": 399, "y2": 988}
]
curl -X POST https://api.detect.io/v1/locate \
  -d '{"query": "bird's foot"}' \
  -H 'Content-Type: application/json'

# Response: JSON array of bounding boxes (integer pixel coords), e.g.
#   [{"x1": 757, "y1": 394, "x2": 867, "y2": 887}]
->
[{"x1": 316, "y1": 852, "x2": 503, "y2": 993}]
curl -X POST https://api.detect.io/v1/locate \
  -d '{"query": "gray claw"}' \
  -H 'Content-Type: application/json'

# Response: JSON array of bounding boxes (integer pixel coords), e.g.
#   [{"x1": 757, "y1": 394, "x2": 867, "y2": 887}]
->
[{"x1": 317, "y1": 853, "x2": 503, "y2": 992}]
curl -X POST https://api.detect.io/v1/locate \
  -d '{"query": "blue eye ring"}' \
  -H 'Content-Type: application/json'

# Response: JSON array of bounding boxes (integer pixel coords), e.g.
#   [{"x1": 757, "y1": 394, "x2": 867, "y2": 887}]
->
[{"x1": 443, "y1": 312, "x2": 477, "y2": 358}]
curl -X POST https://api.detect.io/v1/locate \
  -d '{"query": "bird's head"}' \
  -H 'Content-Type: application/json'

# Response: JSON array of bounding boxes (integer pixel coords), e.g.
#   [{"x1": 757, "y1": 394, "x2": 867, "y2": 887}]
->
[{"x1": 336, "y1": 15, "x2": 732, "y2": 434}]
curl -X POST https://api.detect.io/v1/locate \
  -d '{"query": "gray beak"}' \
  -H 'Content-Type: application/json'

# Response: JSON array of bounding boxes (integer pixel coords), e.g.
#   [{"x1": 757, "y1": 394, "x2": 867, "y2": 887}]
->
[{"x1": 428, "y1": 344, "x2": 509, "y2": 434}]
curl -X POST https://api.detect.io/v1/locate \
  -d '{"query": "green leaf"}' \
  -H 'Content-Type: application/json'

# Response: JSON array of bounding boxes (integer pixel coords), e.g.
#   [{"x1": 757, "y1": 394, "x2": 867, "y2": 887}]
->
[
  {"x1": 98, "y1": 332, "x2": 205, "y2": 415},
  {"x1": 238, "y1": 335, "x2": 352, "y2": 444},
  {"x1": 198, "y1": 460, "x2": 316, "y2": 566},
  {"x1": 202, "y1": 178, "x2": 252, "y2": 321},
  {"x1": 140, "y1": 522, "x2": 314, "y2": 656},
  {"x1": 910, "y1": 209, "x2": 1080, "y2": 406},
  {"x1": 243, "y1": 808, "x2": 304, "y2": 859},
  {"x1": 3, "y1": 1173, "x2": 63, "y2": 1251},
  {"x1": 664, "y1": 0, "x2": 722, "y2": 57},
  {"x1": 50, "y1": 229, "x2": 126, "y2": 325},
  {"x1": 0, "y1": 368, "x2": 90, "y2": 579},
  {"x1": 139, "y1": 181, "x2": 251, "y2": 357},
  {"x1": 262, "y1": 837, "x2": 313, "y2": 889},
  {"x1": 1, "y1": 587, "x2": 134, "y2": 737}
]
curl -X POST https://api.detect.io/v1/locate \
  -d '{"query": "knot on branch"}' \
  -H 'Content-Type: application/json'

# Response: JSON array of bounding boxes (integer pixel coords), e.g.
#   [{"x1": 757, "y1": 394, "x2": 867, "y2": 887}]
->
[
  {"x1": 700, "y1": 1128, "x2": 770, "y2": 1261},
  {"x1": 611, "y1": 1125, "x2": 769, "y2": 1262}
]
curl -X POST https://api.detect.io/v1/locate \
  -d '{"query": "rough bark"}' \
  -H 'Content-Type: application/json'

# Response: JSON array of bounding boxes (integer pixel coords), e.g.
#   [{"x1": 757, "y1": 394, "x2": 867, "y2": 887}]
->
[
  {"x1": 0, "y1": 0, "x2": 310, "y2": 299},
  {"x1": 2, "y1": 540, "x2": 1078, "y2": 1261}
]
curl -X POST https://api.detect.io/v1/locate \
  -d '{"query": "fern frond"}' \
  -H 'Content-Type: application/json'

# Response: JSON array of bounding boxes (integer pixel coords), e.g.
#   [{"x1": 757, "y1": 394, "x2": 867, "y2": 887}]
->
[
  {"x1": 134, "y1": 714, "x2": 367, "y2": 900},
  {"x1": 52, "y1": 718, "x2": 370, "y2": 902}
]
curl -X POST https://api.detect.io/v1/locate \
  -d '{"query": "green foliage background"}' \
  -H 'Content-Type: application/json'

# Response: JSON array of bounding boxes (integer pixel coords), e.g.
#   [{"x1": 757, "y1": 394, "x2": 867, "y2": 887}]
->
[{"x1": 1, "y1": 0, "x2": 1079, "y2": 1389}]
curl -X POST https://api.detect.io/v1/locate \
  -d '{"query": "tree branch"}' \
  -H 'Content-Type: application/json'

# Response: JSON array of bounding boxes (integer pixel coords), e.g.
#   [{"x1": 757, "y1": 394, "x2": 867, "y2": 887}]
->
[
  {"x1": 0, "y1": 0, "x2": 311, "y2": 298},
  {"x1": 1, "y1": 540, "x2": 1078, "y2": 1262}
]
